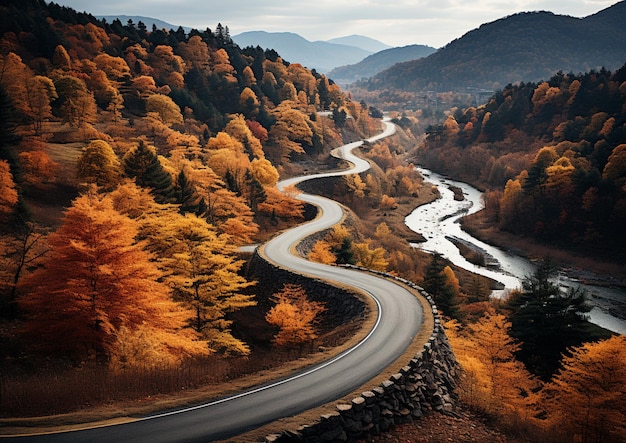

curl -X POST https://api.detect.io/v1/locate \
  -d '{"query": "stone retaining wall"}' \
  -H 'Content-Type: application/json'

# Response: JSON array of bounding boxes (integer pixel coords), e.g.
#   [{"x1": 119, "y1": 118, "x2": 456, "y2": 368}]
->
[{"x1": 248, "y1": 250, "x2": 459, "y2": 443}]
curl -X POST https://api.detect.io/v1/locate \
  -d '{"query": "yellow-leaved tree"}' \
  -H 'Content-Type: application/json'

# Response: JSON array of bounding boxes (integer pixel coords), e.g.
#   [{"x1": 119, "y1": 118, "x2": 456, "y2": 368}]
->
[
  {"x1": 139, "y1": 209, "x2": 256, "y2": 355},
  {"x1": 445, "y1": 311, "x2": 541, "y2": 429},
  {"x1": 308, "y1": 240, "x2": 336, "y2": 265},
  {"x1": 353, "y1": 241, "x2": 388, "y2": 272}
]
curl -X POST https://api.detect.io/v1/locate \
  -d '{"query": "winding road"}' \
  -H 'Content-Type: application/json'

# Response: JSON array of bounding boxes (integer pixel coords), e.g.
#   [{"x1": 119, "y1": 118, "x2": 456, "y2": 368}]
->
[{"x1": 5, "y1": 120, "x2": 426, "y2": 443}]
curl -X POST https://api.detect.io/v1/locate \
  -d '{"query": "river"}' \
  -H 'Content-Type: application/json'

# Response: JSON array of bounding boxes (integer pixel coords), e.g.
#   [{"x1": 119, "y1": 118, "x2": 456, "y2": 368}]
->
[{"x1": 405, "y1": 167, "x2": 626, "y2": 335}]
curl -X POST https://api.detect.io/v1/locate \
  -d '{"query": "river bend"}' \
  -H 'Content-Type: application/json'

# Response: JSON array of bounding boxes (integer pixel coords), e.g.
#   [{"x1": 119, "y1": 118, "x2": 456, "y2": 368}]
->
[{"x1": 406, "y1": 167, "x2": 626, "y2": 335}]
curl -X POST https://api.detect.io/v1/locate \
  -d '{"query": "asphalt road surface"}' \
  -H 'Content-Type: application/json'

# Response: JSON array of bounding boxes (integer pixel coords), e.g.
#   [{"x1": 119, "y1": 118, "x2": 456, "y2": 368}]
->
[{"x1": 5, "y1": 120, "x2": 425, "y2": 443}]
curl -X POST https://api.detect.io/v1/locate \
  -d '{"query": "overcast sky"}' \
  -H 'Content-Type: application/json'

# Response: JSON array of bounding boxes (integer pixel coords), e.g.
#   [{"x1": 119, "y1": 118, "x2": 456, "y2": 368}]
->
[{"x1": 54, "y1": 0, "x2": 617, "y2": 48}]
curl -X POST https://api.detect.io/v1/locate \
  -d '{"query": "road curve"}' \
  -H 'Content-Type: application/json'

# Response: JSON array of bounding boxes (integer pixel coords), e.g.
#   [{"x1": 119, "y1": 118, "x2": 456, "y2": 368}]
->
[{"x1": 4, "y1": 120, "x2": 425, "y2": 443}]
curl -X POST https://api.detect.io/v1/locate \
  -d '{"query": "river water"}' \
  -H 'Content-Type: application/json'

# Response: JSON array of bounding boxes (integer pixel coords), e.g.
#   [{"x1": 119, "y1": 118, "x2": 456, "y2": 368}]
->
[{"x1": 405, "y1": 167, "x2": 626, "y2": 335}]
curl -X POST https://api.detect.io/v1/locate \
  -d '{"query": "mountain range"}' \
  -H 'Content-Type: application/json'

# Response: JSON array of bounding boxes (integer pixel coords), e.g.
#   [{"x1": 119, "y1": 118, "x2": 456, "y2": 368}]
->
[
  {"x1": 357, "y1": 1, "x2": 626, "y2": 92},
  {"x1": 99, "y1": 1, "x2": 626, "y2": 92},
  {"x1": 231, "y1": 31, "x2": 374, "y2": 73}
]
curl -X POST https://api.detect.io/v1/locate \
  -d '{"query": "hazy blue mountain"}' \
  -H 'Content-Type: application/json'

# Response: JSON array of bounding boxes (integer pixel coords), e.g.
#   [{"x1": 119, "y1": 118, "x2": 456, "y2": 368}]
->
[
  {"x1": 232, "y1": 31, "x2": 372, "y2": 73},
  {"x1": 328, "y1": 44, "x2": 437, "y2": 85},
  {"x1": 358, "y1": 1, "x2": 626, "y2": 92},
  {"x1": 326, "y1": 35, "x2": 391, "y2": 53}
]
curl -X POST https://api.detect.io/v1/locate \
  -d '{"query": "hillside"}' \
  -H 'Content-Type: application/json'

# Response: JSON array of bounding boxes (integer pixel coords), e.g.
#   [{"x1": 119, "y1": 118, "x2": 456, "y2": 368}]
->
[
  {"x1": 232, "y1": 31, "x2": 372, "y2": 72},
  {"x1": 416, "y1": 65, "x2": 626, "y2": 258},
  {"x1": 0, "y1": 0, "x2": 383, "y2": 370},
  {"x1": 358, "y1": 1, "x2": 626, "y2": 92},
  {"x1": 328, "y1": 44, "x2": 437, "y2": 85}
]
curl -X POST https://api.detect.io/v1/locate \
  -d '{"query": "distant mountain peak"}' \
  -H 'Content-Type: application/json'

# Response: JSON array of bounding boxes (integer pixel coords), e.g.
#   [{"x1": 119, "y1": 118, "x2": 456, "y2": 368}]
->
[{"x1": 325, "y1": 35, "x2": 392, "y2": 53}]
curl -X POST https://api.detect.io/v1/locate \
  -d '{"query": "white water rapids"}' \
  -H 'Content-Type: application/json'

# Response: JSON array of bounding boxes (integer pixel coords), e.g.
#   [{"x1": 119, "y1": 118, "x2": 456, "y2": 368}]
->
[{"x1": 405, "y1": 167, "x2": 626, "y2": 335}]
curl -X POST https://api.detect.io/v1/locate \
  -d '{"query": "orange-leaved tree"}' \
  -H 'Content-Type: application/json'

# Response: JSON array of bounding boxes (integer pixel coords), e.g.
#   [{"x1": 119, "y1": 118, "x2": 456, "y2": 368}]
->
[
  {"x1": 18, "y1": 188, "x2": 206, "y2": 365},
  {"x1": 445, "y1": 311, "x2": 541, "y2": 427},
  {"x1": 308, "y1": 240, "x2": 336, "y2": 265},
  {"x1": 0, "y1": 159, "x2": 18, "y2": 215},
  {"x1": 265, "y1": 284, "x2": 325, "y2": 348},
  {"x1": 543, "y1": 335, "x2": 626, "y2": 443}
]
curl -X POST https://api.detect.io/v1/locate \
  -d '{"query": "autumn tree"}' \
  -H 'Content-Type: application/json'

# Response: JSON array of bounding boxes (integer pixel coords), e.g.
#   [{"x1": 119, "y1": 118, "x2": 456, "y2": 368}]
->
[
  {"x1": 52, "y1": 75, "x2": 97, "y2": 128},
  {"x1": 239, "y1": 87, "x2": 259, "y2": 118},
  {"x1": 224, "y1": 114, "x2": 265, "y2": 159},
  {"x1": 18, "y1": 189, "x2": 205, "y2": 364},
  {"x1": 176, "y1": 36, "x2": 210, "y2": 73},
  {"x1": 25, "y1": 75, "x2": 57, "y2": 135},
  {"x1": 249, "y1": 158, "x2": 279, "y2": 187},
  {"x1": 188, "y1": 164, "x2": 259, "y2": 245},
  {"x1": 353, "y1": 241, "x2": 388, "y2": 272},
  {"x1": 139, "y1": 210, "x2": 256, "y2": 355},
  {"x1": 18, "y1": 149, "x2": 57, "y2": 185},
  {"x1": 77, "y1": 139, "x2": 121, "y2": 189},
  {"x1": 268, "y1": 104, "x2": 314, "y2": 163},
  {"x1": 145, "y1": 93, "x2": 183, "y2": 127},
  {"x1": 265, "y1": 284, "x2": 326, "y2": 348},
  {"x1": 308, "y1": 240, "x2": 336, "y2": 264},
  {"x1": 0, "y1": 52, "x2": 31, "y2": 117},
  {"x1": 257, "y1": 186, "x2": 304, "y2": 226},
  {"x1": 0, "y1": 223, "x2": 49, "y2": 311},
  {"x1": 543, "y1": 335, "x2": 626, "y2": 443},
  {"x1": 149, "y1": 45, "x2": 186, "y2": 87},
  {"x1": 446, "y1": 313, "x2": 541, "y2": 429},
  {"x1": 0, "y1": 159, "x2": 18, "y2": 215},
  {"x1": 93, "y1": 53, "x2": 131, "y2": 81}
]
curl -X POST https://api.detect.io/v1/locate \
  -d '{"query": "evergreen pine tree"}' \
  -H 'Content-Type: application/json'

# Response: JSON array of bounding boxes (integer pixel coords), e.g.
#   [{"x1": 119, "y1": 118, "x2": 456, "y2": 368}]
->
[
  {"x1": 507, "y1": 257, "x2": 604, "y2": 380},
  {"x1": 122, "y1": 141, "x2": 176, "y2": 203},
  {"x1": 175, "y1": 168, "x2": 203, "y2": 215},
  {"x1": 334, "y1": 237, "x2": 355, "y2": 265},
  {"x1": 245, "y1": 171, "x2": 266, "y2": 212},
  {"x1": 422, "y1": 253, "x2": 461, "y2": 319}
]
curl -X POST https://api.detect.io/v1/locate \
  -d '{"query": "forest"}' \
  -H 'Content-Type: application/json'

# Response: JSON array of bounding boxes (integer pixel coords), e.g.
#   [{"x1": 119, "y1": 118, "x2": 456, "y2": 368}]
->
[
  {"x1": 1, "y1": 1, "x2": 625, "y2": 442},
  {"x1": 0, "y1": 0, "x2": 403, "y2": 412},
  {"x1": 416, "y1": 67, "x2": 626, "y2": 259}
]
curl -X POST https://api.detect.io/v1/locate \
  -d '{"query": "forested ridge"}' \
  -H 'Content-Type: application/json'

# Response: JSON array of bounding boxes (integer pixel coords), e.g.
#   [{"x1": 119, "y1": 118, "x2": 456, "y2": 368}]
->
[
  {"x1": 356, "y1": 2, "x2": 626, "y2": 92},
  {"x1": 418, "y1": 67, "x2": 626, "y2": 258}
]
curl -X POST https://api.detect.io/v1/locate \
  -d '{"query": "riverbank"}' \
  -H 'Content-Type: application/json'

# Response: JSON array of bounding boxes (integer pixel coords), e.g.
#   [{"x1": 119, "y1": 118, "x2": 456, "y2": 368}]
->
[{"x1": 461, "y1": 210, "x2": 626, "y2": 287}]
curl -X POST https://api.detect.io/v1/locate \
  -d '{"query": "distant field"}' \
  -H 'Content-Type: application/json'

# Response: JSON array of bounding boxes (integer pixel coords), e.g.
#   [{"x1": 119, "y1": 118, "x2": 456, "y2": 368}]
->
[{"x1": 46, "y1": 142, "x2": 83, "y2": 170}]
